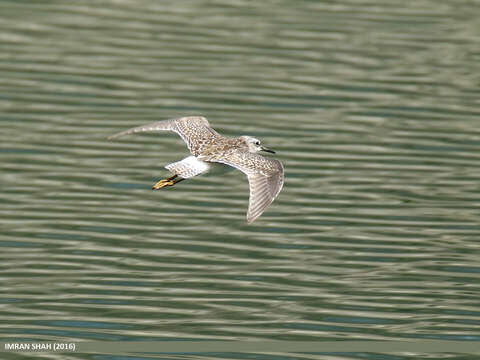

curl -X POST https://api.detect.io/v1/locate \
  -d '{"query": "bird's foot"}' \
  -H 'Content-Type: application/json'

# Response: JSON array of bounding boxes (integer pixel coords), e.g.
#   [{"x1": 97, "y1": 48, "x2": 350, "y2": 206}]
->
[
  {"x1": 152, "y1": 175, "x2": 184, "y2": 190},
  {"x1": 152, "y1": 179, "x2": 175, "y2": 189}
]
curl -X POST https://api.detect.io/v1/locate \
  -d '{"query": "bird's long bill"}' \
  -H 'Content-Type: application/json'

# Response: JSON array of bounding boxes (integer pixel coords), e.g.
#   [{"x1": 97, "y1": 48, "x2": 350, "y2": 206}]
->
[{"x1": 261, "y1": 146, "x2": 275, "y2": 154}]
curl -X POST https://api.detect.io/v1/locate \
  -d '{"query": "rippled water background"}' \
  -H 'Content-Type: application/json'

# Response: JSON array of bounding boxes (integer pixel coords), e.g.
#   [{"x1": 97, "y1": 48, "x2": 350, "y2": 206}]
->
[{"x1": 1, "y1": 0, "x2": 480, "y2": 359}]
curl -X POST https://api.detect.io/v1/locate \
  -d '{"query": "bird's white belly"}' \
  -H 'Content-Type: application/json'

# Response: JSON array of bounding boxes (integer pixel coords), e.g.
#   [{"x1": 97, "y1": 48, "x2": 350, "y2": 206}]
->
[{"x1": 165, "y1": 155, "x2": 233, "y2": 178}]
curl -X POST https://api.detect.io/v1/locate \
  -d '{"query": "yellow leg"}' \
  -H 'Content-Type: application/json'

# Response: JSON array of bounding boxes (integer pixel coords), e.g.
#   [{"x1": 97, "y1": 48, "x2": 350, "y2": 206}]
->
[{"x1": 152, "y1": 175, "x2": 184, "y2": 190}]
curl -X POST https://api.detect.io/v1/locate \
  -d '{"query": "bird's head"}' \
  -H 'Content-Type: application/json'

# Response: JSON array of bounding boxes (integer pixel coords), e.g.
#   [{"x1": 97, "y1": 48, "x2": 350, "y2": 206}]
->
[{"x1": 240, "y1": 136, "x2": 275, "y2": 154}]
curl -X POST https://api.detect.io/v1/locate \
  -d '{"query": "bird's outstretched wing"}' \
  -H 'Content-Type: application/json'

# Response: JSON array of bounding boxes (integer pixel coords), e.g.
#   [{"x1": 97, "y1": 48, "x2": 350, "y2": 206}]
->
[
  {"x1": 211, "y1": 151, "x2": 284, "y2": 223},
  {"x1": 108, "y1": 116, "x2": 220, "y2": 156}
]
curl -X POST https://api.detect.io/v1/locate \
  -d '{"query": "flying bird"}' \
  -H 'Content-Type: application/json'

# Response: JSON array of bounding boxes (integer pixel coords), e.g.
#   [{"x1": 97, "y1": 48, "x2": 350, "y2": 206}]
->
[{"x1": 108, "y1": 116, "x2": 284, "y2": 223}]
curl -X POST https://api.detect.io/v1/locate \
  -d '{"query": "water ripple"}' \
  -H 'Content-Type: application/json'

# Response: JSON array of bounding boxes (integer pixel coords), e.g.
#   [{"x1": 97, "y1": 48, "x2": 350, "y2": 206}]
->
[{"x1": 1, "y1": 1, "x2": 480, "y2": 358}]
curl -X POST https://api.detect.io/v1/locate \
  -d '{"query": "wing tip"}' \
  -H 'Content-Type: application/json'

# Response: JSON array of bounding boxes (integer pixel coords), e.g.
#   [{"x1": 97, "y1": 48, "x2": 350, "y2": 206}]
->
[
  {"x1": 246, "y1": 203, "x2": 269, "y2": 224},
  {"x1": 107, "y1": 128, "x2": 137, "y2": 141},
  {"x1": 107, "y1": 131, "x2": 132, "y2": 140},
  {"x1": 107, "y1": 116, "x2": 209, "y2": 141},
  {"x1": 246, "y1": 214, "x2": 259, "y2": 224}
]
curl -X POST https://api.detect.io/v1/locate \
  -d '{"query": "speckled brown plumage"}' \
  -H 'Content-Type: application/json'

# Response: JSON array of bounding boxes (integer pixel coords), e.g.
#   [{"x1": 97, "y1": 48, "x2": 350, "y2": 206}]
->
[{"x1": 108, "y1": 116, "x2": 284, "y2": 223}]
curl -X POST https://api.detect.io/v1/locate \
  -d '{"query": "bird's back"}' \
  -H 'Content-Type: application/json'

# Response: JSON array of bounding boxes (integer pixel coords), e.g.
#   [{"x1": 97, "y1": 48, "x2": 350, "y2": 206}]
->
[{"x1": 197, "y1": 136, "x2": 247, "y2": 159}]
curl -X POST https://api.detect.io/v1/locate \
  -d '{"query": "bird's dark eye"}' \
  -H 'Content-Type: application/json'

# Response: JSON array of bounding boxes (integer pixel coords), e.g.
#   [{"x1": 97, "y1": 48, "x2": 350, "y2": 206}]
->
[{"x1": 255, "y1": 141, "x2": 260, "y2": 146}]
